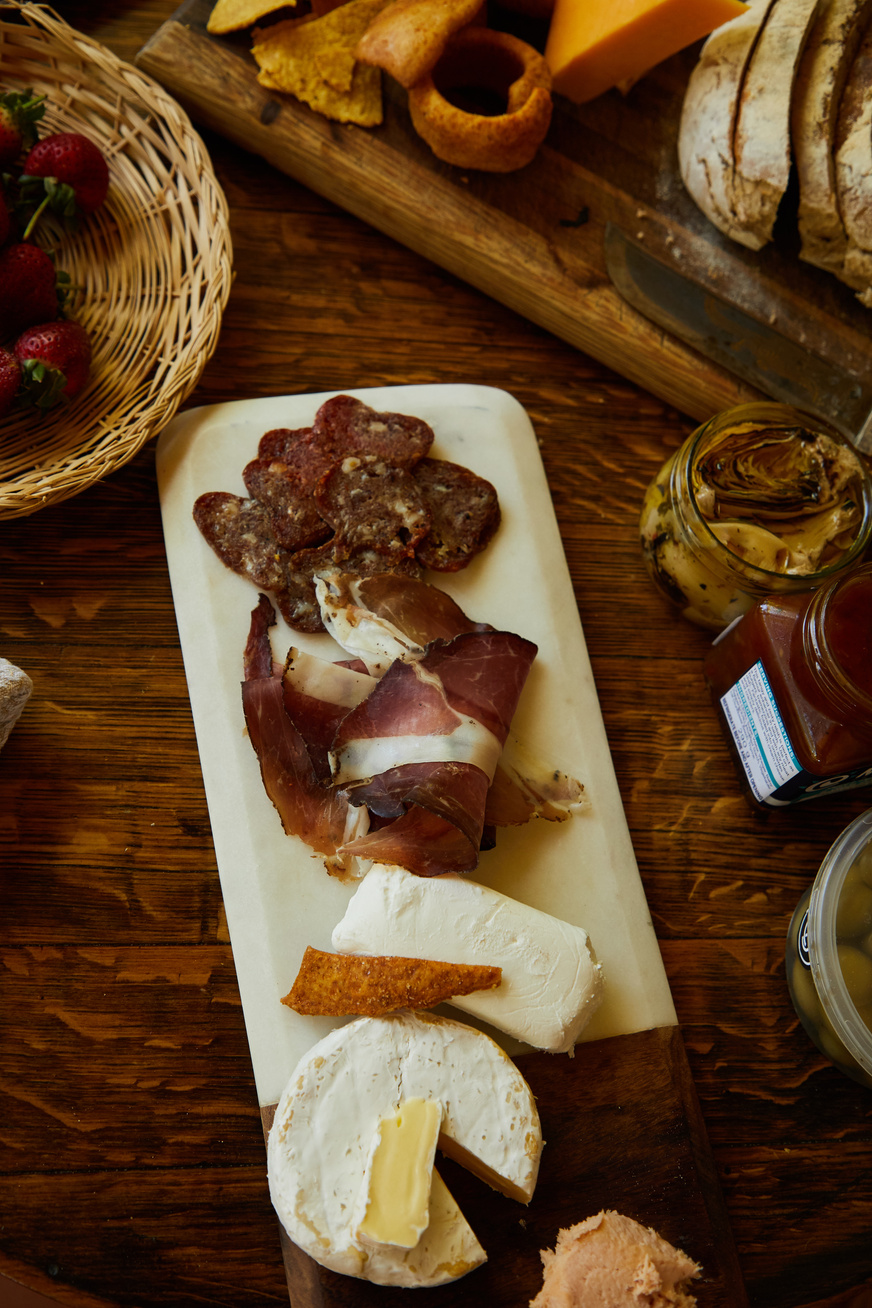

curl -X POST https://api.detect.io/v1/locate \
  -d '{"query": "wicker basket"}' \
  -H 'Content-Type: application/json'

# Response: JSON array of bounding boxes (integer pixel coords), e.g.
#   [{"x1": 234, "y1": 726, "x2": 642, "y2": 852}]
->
[{"x1": 0, "y1": 1, "x2": 233, "y2": 520}]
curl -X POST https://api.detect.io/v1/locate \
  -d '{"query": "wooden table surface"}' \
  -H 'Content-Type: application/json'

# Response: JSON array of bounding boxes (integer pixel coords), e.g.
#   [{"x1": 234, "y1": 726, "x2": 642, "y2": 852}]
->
[{"x1": 2, "y1": 4, "x2": 872, "y2": 1306}]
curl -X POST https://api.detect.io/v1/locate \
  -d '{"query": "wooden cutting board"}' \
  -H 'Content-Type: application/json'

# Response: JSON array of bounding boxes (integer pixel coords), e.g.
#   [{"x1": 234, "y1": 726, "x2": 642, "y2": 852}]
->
[
  {"x1": 157, "y1": 385, "x2": 749, "y2": 1308},
  {"x1": 261, "y1": 1027, "x2": 744, "y2": 1308},
  {"x1": 136, "y1": 0, "x2": 872, "y2": 424}
]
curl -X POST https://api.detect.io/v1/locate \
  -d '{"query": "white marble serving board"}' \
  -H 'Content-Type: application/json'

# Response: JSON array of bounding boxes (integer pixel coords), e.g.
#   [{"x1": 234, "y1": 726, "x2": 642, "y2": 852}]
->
[{"x1": 156, "y1": 384, "x2": 676, "y2": 1108}]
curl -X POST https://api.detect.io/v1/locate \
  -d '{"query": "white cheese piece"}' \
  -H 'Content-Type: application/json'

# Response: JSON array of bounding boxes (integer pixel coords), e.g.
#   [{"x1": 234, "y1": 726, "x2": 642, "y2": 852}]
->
[
  {"x1": 0, "y1": 659, "x2": 33, "y2": 751},
  {"x1": 355, "y1": 1097, "x2": 442, "y2": 1248},
  {"x1": 267, "y1": 1010, "x2": 541, "y2": 1285},
  {"x1": 332, "y1": 863, "x2": 603, "y2": 1053}
]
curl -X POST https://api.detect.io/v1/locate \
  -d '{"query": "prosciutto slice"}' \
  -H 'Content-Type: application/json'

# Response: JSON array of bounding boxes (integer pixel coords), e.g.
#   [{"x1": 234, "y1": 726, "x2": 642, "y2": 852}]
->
[
  {"x1": 242, "y1": 597, "x2": 369, "y2": 877},
  {"x1": 315, "y1": 570, "x2": 588, "y2": 824},
  {"x1": 332, "y1": 630, "x2": 536, "y2": 874}
]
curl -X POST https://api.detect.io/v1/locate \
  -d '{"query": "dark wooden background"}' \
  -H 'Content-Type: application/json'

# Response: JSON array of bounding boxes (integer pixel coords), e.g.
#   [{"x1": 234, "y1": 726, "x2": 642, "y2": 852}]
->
[{"x1": 1, "y1": 3, "x2": 871, "y2": 1306}]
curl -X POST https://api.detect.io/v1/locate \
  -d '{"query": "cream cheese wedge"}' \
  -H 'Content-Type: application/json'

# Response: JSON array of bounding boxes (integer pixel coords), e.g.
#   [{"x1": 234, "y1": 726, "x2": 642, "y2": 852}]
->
[
  {"x1": 332, "y1": 863, "x2": 603, "y2": 1053},
  {"x1": 267, "y1": 1010, "x2": 541, "y2": 1286}
]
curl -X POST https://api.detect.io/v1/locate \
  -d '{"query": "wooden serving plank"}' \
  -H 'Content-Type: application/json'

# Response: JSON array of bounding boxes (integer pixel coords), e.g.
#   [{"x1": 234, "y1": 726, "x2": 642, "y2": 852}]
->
[
  {"x1": 136, "y1": 0, "x2": 872, "y2": 424},
  {"x1": 260, "y1": 1026, "x2": 747, "y2": 1307},
  {"x1": 158, "y1": 385, "x2": 748, "y2": 1308}
]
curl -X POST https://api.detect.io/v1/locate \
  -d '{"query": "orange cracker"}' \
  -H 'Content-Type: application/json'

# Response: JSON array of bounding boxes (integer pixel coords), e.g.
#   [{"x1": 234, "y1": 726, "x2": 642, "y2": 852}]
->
[
  {"x1": 207, "y1": 0, "x2": 295, "y2": 34},
  {"x1": 251, "y1": 0, "x2": 389, "y2": 126},
  {"x1": 282, "y1": 946, "x2": 502, "y2": 1016}
]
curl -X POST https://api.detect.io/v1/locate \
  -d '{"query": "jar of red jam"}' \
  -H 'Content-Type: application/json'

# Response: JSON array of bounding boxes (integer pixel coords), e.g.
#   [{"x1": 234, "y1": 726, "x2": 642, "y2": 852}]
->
[{"x1": 703, "y1": 563, "x2": 872, "y2": 806}]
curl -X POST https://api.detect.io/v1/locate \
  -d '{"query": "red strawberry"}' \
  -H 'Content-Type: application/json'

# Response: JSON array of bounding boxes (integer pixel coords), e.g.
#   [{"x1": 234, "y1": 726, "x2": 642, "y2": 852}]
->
[
  {"x1": 15, "y1": 320, "x2": 91, "y2": 409},
  {"x1": 20, "y1": 132, "x2": 109, "y2": 231},
  {"x1": 0, "y1": 346, "x2": 21, "y2": 417},
  {"x1": 0, "y1": 188, "x2": 12, "y2": 247},
  {"x1": 0, "y1": 242, "x2": 66, "y2": 338},
  {"x1": 0, "y1": 88, "x2": 45, "y2": 169}
]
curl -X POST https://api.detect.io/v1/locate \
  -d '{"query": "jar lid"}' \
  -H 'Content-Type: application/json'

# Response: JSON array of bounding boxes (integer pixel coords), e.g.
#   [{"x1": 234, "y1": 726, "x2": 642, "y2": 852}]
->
[{"x1": 808, "y1": 808, "x2": 872, "y2": 1076}]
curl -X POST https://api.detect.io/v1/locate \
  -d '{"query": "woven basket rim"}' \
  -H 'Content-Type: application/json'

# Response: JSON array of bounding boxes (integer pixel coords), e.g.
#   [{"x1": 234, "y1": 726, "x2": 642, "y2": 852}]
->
[{"x1": 0, "y1": 0, "x2": 234, "y2": 521}]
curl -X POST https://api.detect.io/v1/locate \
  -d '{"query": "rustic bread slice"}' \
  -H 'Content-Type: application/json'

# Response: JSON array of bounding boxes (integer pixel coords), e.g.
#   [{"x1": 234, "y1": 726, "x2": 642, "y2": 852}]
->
[
  {"x1": 792, "y1": 0, "x2": 872, "y2": 271},
  {"x1": 726, "y1": 0, "x2": 821, "y2": 247},
  {"x1": 834, "y1": 19, "x2": 872, "y2": 273},
  {"x1": 679, "y1": 0, "x2": 778, "y2": 244}
]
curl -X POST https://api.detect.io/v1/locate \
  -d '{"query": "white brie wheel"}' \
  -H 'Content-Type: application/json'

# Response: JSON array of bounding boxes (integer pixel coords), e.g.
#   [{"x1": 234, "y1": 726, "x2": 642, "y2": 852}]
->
[{"x1": 267, "y1": 1010, "x2": 543, "y2": 1287}]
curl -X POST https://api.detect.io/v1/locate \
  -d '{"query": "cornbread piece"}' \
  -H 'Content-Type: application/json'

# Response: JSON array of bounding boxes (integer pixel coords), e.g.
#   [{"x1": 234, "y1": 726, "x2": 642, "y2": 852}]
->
[
  {"x1": 313, "y1": 394, "x2": 435, "y2": 468},
  {"x1": 282, "y1": 945, "x2": 502, "y2": 1015},
  {"x1": 314, "y1": 454, "x2": 431, "y2": 561},
  {"x1": 268, "y1": 1010, "x2": 541, "y2": 1284},
  {"x1": 414, "y1": 456, "x2": 500, "y2": 571},
  {"x1": 0, "y1": 658, "x2": 33, "y2": 750},
  {"x1": 530, "y1": 1210, "x2": 701, "y2": 1308},
  {"x1": 333, "y1": 863, "x2": 603, "y2": 1052}
]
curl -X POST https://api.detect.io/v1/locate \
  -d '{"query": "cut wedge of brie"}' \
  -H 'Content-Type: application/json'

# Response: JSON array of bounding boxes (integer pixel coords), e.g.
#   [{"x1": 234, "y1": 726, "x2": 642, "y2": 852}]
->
[
  {"x1": 332, "y1": 863, "x2": 604, "y2": 1053},
  {"x1": 267, "y1": 1010, "x2": 541, "y2": 1285},
  {"x1": 355, "y1": 1097, "x2": 442, "y2": 1249}
]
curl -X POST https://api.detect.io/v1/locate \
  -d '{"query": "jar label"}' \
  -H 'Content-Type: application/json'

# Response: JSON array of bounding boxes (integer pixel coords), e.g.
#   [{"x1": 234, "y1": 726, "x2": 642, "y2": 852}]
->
[
  {"x1": 720, "y1": 661, "x2": 872, "y2": 804},
  {"x1": 797, "y1": 909, "x2": 811, "y2": 969}
]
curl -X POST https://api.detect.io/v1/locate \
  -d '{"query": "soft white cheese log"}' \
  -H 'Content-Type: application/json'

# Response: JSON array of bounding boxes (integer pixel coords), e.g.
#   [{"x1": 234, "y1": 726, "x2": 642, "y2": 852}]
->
[
  {"x1": 268, "y1": 1010, "x2": 540, "y2": 1285},
  {"x1": 332, "y1": 863, "x2": 603, "y2": 1053},
  {"x1": 0, "y1": 659, "x2": 33, "y2": 751}
]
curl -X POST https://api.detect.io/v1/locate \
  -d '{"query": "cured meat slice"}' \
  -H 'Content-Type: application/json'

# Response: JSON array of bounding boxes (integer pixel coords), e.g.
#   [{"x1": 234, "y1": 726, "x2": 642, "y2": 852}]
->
[
  {"x1": 339, "y1": 805, "x2": 480, "y2": 877},
  {"x1": 257, "y1": 426, "x2": 314, "y2": 459},
  {"x1": 242, "y1": 456, "x2": 332, "y2": 551},
  {"x1": 314, "y1": 455, "x2": 431, "y2": 561},
  {"x1": 316, "y1": 570, "x2": 493, "y2": 673},
  {"x1": 312, "y1": 393, "x2": 435, "y2": 467},
  {"x1": 315, "y1": 571, "x2": 587, "y2": 826},
  {"x1": 413, "y1": 457, "x2": 501, "y2": 572},
  {"x1": 244, "y1": 592, "x2": 280, "y2": 681},
  {"x1": 334, "y1": 630, "x2": 537, "y2": 875},
  {"x1": 282, "y1": 647, "x2": 377, "y2": 782},
  {"x1": 241, "y1": 600, "x2": 370, "y2": 877},
  {"x1": 193, "y1": 491, "x2": 295, "y2": 594}
]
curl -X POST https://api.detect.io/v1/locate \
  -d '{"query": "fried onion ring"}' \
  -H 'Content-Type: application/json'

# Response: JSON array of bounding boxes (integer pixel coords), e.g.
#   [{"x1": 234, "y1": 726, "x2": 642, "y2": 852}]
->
[{"x1": 408, "y1": 28, "x2": 552, "y2": 172}]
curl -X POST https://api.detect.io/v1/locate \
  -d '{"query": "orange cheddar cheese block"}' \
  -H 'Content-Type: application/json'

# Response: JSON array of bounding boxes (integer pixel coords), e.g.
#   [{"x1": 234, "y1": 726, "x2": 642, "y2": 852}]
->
[{"x1": 544, "y1": 0, "x2": 749, "y2": 105}]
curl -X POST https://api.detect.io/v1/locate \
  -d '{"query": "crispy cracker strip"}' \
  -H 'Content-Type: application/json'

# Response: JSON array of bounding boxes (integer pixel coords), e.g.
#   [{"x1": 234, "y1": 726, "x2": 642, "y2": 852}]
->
[
  {"x1": 208, "y1": 0, "x2": 294, "y2": 34},
  {"x1": 282, "y1": 946, "x2": 502, "y2": 1016}
]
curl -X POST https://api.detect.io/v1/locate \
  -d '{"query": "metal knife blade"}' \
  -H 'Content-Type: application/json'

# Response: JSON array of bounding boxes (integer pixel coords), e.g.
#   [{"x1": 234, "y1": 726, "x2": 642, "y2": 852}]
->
[{"x1": 604, "y1": 222, "x2": 872, "y2": 454}]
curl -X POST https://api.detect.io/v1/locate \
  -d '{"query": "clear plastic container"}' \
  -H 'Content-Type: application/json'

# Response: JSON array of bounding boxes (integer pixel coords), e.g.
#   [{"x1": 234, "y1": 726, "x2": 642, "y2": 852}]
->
[
  {"x1": 785, "y1": 809, "x2": 872, "y2": 1088},
  {"x1": 639, "y1": 403, "x2": 872, "y2": 631}
]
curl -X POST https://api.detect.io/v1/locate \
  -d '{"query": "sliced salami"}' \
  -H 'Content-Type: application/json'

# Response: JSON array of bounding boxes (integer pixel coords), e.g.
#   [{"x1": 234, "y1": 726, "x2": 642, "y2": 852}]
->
[
  {"x1": 193, "y1": 492, "x2": 295, "y2": 593},
  {"x1": 414, "y1": 456, "x2": 501, "y2": 572},
  {"x1": 313, "y1": 394, "x2": 435, "y2": 467},
  {"x1": 314, "y1": 455, "x2": 431, "y2": 561},
  {"x1": 242, "y1": 456, "x2": 332, "y2": 551},
  {"x1": 257, "y1": 426, "x2": 313, "y2": 460}
]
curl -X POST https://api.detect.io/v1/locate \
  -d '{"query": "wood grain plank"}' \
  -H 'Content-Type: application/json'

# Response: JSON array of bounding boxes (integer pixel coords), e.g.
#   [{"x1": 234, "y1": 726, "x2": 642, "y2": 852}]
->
[
  {"x1": 135, "y1": 0, "x2": 872, "y2": 422},
  {"x1": 261, "y1": 1028, "x2": 747, "y2": 1308}
]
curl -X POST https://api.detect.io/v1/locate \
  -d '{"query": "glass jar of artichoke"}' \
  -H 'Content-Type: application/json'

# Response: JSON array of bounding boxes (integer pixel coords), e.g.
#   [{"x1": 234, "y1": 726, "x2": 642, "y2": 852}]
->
[
  {"x1": 786, "y1": 809, "x2": 872, "y2": 1089},
  {"x1": 639, "y1": 403, "x2": 872, "y2": 630}
]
